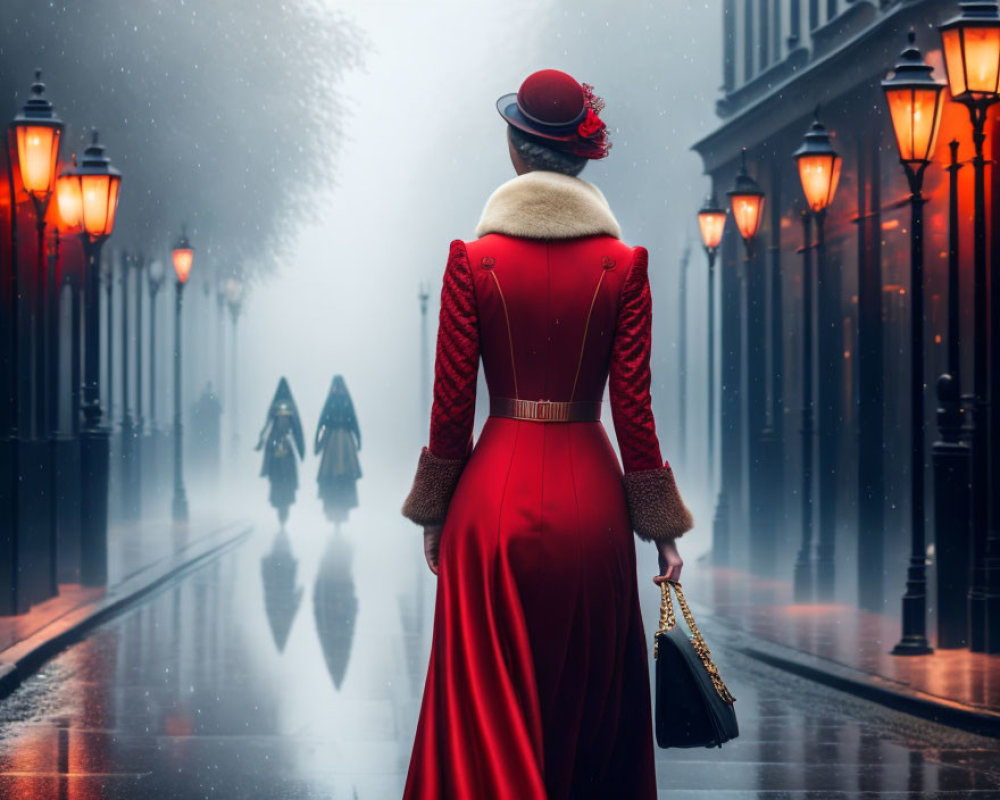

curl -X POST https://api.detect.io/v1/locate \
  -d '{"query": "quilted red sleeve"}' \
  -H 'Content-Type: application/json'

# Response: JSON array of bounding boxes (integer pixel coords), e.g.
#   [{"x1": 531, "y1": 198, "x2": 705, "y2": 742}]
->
[
  {"x1": 402, "y1": 240, "x2": 479, "y2": 526},
  {"x1": 609, "y1": 247, "x2": 693, "y2": 541},
  {"x1": 427, "y1": 240, "x2": 479, "y2": 459},
  {"x1": 609, "y1": 247, "x2": 663, "y2": 473}
]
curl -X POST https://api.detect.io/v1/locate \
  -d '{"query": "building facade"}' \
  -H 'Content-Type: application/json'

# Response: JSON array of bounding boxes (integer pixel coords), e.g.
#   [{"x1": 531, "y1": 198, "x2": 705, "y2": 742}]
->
[{"x1": 693, "y1": 0, "x2": 993, "y2": 648}]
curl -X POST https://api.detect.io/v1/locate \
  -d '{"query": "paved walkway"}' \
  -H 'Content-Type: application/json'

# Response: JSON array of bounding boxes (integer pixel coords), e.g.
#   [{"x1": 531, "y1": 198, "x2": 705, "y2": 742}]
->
[
  {"x1": 685, "y1": 565, "x2": 1000, "y2": 725},
  {"x1": 0, "y1": 503, "x2": 998, "y2": 798},
  {"x1": 0, "y1": 516, "x2": 251, "y2": 696}
]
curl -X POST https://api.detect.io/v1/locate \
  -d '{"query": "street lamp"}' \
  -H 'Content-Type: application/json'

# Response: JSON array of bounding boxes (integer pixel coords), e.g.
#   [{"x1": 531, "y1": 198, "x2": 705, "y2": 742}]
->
[
  {"x1": 794, "y1": 111, "x2": 842, "y2": 214},
  {"x1": 147, "y1": 259, "x2": 165, "y2": 431},
  {"x1": 727, "y1": 148, "x2": 765, "y2": 254},
  {"x1": 66, "y1": 130, "x2": 121, "y2": 586},
  {"x1": 224, "y1": 274, "x2": 244, "y2": 455},
  {"x1": 697, "y1": 193, "x2": 726, "y2": 486},
  {"x1": 13, "y1": 69, "x2": 63, "y2": 446},
  {"x1": 939, "y1": 2, "x2": 1000, "y2": 653},
  {"x1": 712, "y1": 149, "x2": 765, "y2": 569},
  {"x1": 171, "y1": 228, "x2": 193, "y2": 522},
  {"x1": 883, "y1": 30, "x2": 944, "y2": 656},
  {"x1": 792, "y1": 109, "x2": 841, "y2": 602}
]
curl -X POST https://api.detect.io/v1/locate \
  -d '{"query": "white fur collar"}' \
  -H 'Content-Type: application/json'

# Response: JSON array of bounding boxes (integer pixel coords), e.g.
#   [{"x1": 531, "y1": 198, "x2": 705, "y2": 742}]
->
[{"x1": 475, "y1": 171, "x2": 621, "y2": 240}]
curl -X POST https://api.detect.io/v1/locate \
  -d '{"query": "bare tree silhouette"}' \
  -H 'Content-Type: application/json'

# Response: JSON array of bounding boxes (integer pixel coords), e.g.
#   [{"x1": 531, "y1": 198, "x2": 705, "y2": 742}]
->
[{"x1": 0, "y1": 0, "x2": 365, "y2": 278}]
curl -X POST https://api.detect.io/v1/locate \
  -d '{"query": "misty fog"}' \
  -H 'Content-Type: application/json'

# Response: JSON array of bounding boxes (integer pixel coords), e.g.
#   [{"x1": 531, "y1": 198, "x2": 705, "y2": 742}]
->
[
  {"x1": 1, "y1": 0, "x2": 721, "y2": 558},
  {"x1": 241, "y1": 0, "x2": 720, "y2": 564}
]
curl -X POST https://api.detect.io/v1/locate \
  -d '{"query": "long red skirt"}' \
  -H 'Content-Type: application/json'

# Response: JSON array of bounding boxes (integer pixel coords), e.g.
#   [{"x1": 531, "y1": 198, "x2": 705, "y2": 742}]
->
[{"x1": 404, "y1": 417, "x2": 657, "y2": 799}]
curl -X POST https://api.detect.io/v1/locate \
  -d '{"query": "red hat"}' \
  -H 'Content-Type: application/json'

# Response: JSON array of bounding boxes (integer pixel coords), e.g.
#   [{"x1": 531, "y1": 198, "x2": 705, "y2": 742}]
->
[{"x1": 497, "y1": 69, "x2": 610, "y2": 159}]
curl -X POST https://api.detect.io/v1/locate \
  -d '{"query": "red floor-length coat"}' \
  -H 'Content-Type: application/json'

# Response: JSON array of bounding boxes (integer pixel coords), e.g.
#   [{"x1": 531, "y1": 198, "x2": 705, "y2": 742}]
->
[{"x1": 402, "y1": 171, "x2": 693, "y2": 799}]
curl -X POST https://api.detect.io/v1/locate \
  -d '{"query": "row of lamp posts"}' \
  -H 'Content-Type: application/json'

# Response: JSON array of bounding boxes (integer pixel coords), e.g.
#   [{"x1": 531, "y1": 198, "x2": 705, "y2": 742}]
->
[
  {"x1": 164, "y1": 232, "x2": 246, "y2": 521},
  {"x1": 3, "y1": 70, "x2": 122, "y2": 596},
  {"x1": 2, "y1": 69, "x2": 243, "y2": 606},
  {"x1": 111, "y1": 232, "x2": 244, "y2": 523},
  {"x1": 696, "y1": 1, "x2": 1000, "y2": 654}
]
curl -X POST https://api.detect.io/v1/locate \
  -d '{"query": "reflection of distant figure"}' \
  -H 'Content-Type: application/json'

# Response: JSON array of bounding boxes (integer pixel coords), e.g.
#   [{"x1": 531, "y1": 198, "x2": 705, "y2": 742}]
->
[
  {"x1": 260, "y1": 529, "x2": 303, "y2": 652},
  {"x1": 256, "y1": 378, "x2": 305, "y2": 526},
  {"x1": 313, "y1": 533, "x2": 358, "y2": 690},
  {"x1": 314, "y1": 375, "x2": 362, "y2": 525}
]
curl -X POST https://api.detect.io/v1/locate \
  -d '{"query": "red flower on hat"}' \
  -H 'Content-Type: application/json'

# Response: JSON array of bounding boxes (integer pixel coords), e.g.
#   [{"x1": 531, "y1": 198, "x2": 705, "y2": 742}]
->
[
  {"x1": 578, "y1": 108, "x2": 605, "y2": 139},
  {"x1": 576, "y1": 82, "x2": 610, "y2": 157}
]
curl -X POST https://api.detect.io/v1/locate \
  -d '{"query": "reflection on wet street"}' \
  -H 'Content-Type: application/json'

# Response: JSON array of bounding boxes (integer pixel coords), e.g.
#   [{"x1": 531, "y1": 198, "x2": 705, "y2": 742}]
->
[{"x1": 0, "y1": 502, "x2": 999, "y2": 799}]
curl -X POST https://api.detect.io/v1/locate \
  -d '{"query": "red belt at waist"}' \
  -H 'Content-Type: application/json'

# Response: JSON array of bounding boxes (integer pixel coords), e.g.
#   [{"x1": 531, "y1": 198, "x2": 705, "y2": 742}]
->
[{"x1": 489, "y1": 397, "x2": 602, "y2": 423}]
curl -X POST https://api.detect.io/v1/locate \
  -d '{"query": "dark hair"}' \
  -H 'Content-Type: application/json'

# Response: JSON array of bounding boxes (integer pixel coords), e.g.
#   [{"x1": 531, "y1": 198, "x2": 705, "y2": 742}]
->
[{"x1": 508, "y1": 126, "x2": 587, "y2": 177}]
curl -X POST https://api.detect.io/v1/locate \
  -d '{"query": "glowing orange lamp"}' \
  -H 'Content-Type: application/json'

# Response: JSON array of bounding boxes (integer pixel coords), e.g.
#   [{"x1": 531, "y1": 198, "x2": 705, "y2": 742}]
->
[
  {"x1": 940, "y1": 2, "x2": 1000, "y2": 101},
  {"x1": 793, "y1": 110, "x2": 841, "y2": 214},
  {"x1": 56, "y1": 155, "x2": 83, "y2": 232},
  {"x1": 12, "y1": 70, "x2": 63, "y2": 204},
  {"x1": 882, "y1": 31, "x2": 945, "y2": 657},
  {"x1": 883, "y1": 33, "x2": 945, "y2": 176},
  {"x1": 71, "y1": 131, "x2": 122, "y2": 241},
  {"x1": 172, "y1": 228, "x2": 193, "y2": 285},
  {"x1": 727, "y1": 148, "x2": 765, "y2": 252},
  {"x1": 696, "y1": 194, "x2": 726, "y2": 259}
]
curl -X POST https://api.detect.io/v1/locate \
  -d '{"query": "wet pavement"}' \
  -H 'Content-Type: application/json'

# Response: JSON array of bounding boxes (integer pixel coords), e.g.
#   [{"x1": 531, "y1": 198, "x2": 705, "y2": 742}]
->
[{"x1": 0, "y1": 502, "x2": 999, "y2": 799}]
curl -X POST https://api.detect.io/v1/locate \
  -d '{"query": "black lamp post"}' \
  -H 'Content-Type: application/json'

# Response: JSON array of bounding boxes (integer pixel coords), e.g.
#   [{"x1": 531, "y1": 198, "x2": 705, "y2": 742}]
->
[
  {"x1": 697, "y1": 193, "x2": 726, "y2": 488},
  {"x1": 224, "y1": 274, "x2": 244, "y2": 456},
  {"x1": 882, "y1": 31, "x2": 945, "y2": 655},
  {"x1": 934, "y1": 139, "x2": 973, "y2": 649},
  {"x1": 1, "y1": 123, "x2": 22, "y2": 614},
  {"x1": 147, "y1": 259, "x2": 165, "y2": 430},
  {"x1": 12, "y1": 71, "x2": 64, "y2": 600},
  {"x1": 939, "y1": 2, "x2": 1000, "y2": 652},
  {"x1": 12, "y1": 70, "x2": 63, "y2": 444},
  {"x1": 69, "y1": 130, "x2": 122, "y2": 586},
  {"x1": 56, "y1": 155, "x2": 83, "y2": 436},
  {"x1": 171, "y1": 227, "x2": 193, "y2": 522},
  {"x1": 792, "y1": 108, "x2": 842, "y2": 602},
  {"x1": 720, "y1": 149, "x2": 765, "y2": 567},
  {"x1": 120, "y1": 249, "x2": 137, "y2": 518},
  {"x1": 793, "y1": 109, "x2": 841, "y2": 601},
  {"x1": 52, "y1": 156, "x2": 84, "y2": 585},
  {"x1": 132, "y1": 252, "x2": 145, "y2": 515},
  {"x1": 102, "y1": 252, "x2": 113, "y2": 423},
  {"x1": 134, "y1": 252, "x2": 145, "y2": 439},
  {"x1": 678, "y1": 243, "x2": 691, "y2": 465}
]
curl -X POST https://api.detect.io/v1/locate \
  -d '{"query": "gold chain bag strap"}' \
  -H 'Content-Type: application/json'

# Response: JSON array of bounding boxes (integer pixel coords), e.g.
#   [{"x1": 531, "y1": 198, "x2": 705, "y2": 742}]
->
[
  {"x1": 652, "y1": 580, "x2": 738, "y2": 748},
  {"x1": 655, "y1": 581, "x2": 735, "y2": 703}
]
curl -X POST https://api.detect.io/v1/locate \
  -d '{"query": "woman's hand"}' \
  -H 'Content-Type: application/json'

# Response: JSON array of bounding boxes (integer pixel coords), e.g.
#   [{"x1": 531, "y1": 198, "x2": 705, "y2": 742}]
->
[
  {"x1": 653, "y1": 539, "x2": 683, "y2": 584},
  {"x1": 423, "y1": 525, "x2": 443, "y2": 575}
]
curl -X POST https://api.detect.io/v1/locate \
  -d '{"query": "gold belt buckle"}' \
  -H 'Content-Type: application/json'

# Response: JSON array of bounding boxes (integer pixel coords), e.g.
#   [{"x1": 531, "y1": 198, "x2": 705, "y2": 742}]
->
[{"x1": 535, "y1": 399, "x2": 552, "y2": 421}]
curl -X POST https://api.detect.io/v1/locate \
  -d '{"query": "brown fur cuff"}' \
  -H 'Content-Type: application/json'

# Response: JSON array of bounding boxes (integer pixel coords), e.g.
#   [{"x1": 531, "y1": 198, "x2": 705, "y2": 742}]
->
[
  {"x1": 402, "y1": 447, "x2": 466, "y2": 526},
  {"x1": 623, "y1": 466, "x2": 694, "y2": 541}
]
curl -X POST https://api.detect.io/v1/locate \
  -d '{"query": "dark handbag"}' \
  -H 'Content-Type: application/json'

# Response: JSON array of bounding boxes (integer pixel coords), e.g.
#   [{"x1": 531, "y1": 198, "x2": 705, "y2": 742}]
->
[{"x1": 653, "y1": 580, "x2": 738, "y2": 748}]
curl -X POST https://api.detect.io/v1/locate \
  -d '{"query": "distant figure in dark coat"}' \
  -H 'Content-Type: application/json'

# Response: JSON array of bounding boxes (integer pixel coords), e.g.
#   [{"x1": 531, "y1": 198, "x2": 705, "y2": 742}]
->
[
  {"x1": 315, "y1": 375, "x2": 362, "y2": 525},
  {"x1": 256, "y1": 378, "x2": 305, "y2": 526}
]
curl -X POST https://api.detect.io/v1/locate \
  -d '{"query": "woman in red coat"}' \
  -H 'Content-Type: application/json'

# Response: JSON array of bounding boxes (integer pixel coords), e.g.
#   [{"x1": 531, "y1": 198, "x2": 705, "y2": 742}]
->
[{"x1": 402, "y1": 69, "x2": 693, "y2": 799}]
